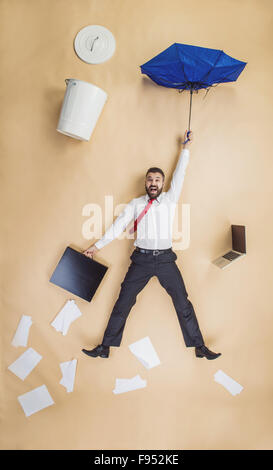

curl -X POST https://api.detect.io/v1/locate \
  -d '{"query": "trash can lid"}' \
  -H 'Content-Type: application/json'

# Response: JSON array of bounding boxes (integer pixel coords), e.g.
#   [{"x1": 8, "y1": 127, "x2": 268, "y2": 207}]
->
[{"x1": 74, "y1": 25, "x2": 116, "y2": 64}]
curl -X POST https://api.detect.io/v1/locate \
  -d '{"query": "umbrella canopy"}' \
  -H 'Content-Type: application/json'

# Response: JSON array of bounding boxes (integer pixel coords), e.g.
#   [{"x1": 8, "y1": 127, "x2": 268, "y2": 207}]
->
[{"x1": 140, "y1": 43, "x2": 247, "y2": 134}]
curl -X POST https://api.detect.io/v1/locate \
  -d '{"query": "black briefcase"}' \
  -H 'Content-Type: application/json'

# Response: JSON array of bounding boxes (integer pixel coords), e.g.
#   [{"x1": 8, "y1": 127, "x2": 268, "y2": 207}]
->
[{"x1": 49, "y1": 246, "x2": 108, "y2": 302}]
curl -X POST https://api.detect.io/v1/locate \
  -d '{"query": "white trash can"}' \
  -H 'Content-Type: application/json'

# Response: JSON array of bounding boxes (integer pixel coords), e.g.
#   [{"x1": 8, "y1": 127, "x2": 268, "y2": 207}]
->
[{"x1": 57, "y1": 78, "x2": 108, "y2": 141}]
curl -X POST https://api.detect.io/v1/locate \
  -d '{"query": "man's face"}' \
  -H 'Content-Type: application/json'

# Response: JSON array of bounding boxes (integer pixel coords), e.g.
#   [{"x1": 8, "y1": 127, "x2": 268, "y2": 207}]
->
[{"x1": 145, "y1": 172, "x2": 164, "y2": 199}]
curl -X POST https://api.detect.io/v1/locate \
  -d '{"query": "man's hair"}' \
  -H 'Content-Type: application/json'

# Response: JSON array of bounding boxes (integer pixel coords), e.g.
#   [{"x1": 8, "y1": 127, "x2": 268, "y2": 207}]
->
[{"x1": 146, "y1": 167, "x2": 165, "y2": 179}]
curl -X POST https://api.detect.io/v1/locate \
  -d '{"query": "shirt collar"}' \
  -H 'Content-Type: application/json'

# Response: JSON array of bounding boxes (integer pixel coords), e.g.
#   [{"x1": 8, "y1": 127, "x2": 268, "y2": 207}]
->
[{"x1": 145, "y1": 193, "x2": 162, "y2": 204}]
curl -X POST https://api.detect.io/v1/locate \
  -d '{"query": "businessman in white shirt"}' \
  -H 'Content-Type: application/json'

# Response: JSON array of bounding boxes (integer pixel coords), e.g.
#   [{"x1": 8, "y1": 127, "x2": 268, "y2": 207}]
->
[{"x1": 82, "y1": 131, "x2": 221, "y2": 360}]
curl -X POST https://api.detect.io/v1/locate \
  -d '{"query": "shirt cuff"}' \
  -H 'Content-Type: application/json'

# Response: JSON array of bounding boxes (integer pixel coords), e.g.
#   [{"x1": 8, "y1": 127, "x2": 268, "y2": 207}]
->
[{"x1": 94, "y1": 240, "x2": 104, "y2": 250}]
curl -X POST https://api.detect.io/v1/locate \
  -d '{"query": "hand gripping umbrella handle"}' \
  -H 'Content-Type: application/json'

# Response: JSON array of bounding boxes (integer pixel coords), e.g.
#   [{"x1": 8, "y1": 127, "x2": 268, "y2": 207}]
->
[{"x1": 182, "y1": 130, "x2": 191, "y2": 145}]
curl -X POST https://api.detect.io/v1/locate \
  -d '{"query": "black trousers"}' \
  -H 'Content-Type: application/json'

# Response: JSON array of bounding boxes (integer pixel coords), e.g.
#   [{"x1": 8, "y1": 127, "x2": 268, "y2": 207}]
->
[{"x1": 102, "y1": 248, "x2": 205, "y2": 348}]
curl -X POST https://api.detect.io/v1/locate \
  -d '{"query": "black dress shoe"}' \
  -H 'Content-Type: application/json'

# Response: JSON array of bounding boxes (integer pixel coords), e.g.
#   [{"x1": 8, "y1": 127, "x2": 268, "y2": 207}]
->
[
  {"x1": 82, "y1": 344, "x2": 110, "y2": 358},
  {"x1": 195, "y1": 345, "x2": 221, "y2": 360}
]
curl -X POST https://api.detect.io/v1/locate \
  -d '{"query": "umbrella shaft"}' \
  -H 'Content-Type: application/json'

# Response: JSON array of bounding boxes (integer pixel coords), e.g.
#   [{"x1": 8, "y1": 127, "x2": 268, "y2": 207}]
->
[{"x1": 188, "y1": 89, "x2": 193, "y2": 131}]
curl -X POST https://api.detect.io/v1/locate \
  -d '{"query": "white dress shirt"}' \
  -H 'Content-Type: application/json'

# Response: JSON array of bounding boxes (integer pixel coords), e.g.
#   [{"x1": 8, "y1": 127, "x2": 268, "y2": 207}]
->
[{"x1": 95, "y1": 147, "x2": 190, "y2": 250}]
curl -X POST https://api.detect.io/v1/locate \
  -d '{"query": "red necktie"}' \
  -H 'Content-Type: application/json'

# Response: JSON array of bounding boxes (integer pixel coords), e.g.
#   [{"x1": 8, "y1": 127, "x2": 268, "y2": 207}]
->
[{"x1": 129, "y1": 198, "x2": 155, "y2": 234}]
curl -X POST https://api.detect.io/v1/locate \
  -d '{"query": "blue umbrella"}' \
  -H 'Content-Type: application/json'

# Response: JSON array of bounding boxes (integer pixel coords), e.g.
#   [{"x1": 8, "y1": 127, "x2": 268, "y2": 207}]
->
[{"x1": 140, "y1": 43, "x2": 247, "y2": 142}]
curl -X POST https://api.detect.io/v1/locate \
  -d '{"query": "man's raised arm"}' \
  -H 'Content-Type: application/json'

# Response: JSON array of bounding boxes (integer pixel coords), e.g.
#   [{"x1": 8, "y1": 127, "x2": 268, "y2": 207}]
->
[{"x1": 166, "y1": 130, "x2": 193, "y2": 203}]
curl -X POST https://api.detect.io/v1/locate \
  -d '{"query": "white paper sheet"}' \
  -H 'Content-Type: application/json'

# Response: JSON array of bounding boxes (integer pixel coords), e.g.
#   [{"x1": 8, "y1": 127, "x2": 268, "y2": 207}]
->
[
  {"x1": 11, "y1": 315, "x2": 32, "y2": 347},
  {"x1": 214, "y1": 370, "x2": 243, "y2": 396},
  {"x1": 17, "y1": 385, "x2": 54, "y2": 417},
  {"x1": 59, "y1": 359, "x2": 77, "y2": 393},
  {"x1": 51, "y1": 300, "x2": 82, "y2": 335},
  {"x1": 8, "y1": 348, "x2": 42, "y2": 381},
  {"x1": 113, "y1": 375, "x2": 147, "y2": 394},
  {"x1": 129, "y1": 336, "x2": 161, "y2": 369}
]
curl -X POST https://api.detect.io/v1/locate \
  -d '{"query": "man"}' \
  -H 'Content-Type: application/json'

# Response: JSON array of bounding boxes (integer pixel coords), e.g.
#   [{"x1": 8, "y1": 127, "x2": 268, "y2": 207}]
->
[{"x1": 82, "y1": 130, "x2": 221, "y2": 360}]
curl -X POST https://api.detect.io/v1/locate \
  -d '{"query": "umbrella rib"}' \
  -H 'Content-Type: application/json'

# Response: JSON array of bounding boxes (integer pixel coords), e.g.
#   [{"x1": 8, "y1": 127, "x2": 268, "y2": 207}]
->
[{"x1": 202, "y1": 63, "x2": 246, "y2": 99}]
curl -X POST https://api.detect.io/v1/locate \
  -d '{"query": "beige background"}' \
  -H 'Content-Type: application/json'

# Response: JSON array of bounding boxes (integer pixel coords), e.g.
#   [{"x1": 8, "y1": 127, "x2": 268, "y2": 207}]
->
[{"x1": 1, "y1": 0, "x2": 273, "y2": 450}]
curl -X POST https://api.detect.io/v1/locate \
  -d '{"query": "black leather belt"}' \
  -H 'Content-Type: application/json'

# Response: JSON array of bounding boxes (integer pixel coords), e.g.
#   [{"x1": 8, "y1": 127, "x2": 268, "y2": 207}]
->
[{"x1": 135, "y1": 247, "x2": 172, "y2": 256}]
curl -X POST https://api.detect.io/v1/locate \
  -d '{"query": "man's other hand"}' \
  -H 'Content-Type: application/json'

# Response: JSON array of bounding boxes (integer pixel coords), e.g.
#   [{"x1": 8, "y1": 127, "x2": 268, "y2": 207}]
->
[{"x1": 82, "y1": 244, "x2": 99, "y2": 258}]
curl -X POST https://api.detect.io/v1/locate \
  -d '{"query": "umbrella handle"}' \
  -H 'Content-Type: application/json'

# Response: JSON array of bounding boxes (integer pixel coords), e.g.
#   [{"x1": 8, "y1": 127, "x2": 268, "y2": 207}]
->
[{"x1": 182, "y1": 130, "x2": 191, "y2": 145}]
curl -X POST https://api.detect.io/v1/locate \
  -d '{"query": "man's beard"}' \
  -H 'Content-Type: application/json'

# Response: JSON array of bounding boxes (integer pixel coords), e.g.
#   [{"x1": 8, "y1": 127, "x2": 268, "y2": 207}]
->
[{"x1": 145, "y1": 185, "x2": 163, "y2": 199}]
